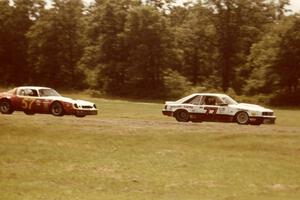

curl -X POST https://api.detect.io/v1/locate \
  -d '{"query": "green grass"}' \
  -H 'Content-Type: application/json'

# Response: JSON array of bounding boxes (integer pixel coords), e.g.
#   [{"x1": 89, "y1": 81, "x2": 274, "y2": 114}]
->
[{"x1": 1, "y1": 94, "x2": 300, "y2": 200}]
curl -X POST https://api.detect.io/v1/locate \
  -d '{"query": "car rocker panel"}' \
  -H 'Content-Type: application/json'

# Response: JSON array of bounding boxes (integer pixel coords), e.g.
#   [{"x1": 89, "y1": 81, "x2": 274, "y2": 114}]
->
[{"x1": 162, "y1": 93, "x2": 276, "y2": 125}]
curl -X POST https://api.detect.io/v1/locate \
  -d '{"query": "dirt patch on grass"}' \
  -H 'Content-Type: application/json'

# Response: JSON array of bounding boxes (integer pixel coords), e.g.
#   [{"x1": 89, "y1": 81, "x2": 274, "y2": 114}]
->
[{"x1": 1, "y1": 112, "x2": 300, "y2": 135}]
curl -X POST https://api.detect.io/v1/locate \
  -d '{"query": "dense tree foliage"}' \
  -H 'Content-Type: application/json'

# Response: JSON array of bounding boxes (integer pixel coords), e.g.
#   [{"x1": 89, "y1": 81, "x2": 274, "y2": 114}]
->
[
  {"x1": 0, "y1": 0, "x2": 45, "y2": 85},
  {"x1": 246, "y1": 15, "x2": 300, "y2": 104},
  {"x1": 0, "y1": 0, "x2": 299, "y2": 104},
  {"x1": 27, "y1": 0, "x2": 85, "y2": 88}
]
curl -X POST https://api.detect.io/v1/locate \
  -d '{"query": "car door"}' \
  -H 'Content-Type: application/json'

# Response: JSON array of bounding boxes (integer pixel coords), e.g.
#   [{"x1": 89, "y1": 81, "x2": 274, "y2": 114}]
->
[
  {"x1": 200, "y1": 96, "x2": 221, "y2": 121},
  {"x1": 15, "y1": 88, "x2": 40, "y2": 113}
]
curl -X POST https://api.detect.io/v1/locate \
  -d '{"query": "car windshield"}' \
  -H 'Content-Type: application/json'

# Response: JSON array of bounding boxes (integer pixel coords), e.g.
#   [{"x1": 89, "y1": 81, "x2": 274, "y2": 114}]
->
[
  {"x1": 39, "y1": 89, "x2": 61, "y2": 97},
  {"x1": 221, "y1": 96, "x2": 238, "y2": 105}
]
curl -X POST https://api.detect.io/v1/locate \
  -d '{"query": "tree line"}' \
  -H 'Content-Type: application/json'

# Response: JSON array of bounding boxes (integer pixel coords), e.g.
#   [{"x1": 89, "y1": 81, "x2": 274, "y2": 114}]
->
[{"x1": 0, "y1": 0, "x2": 299, "y2": 105}]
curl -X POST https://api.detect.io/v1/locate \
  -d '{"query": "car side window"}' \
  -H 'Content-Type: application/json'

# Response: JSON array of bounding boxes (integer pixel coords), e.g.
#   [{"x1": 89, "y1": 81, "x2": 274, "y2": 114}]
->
[
  {"x1": 17, "y1": 89, "x2": 26, "y2": 96},
  {"x1": 184, "y1": 95, "x2": 202, "y2": 105},
  {"x1": 201, "y1": 96, "x2": 223, "y2": 105},
  {"x1": 18, "y1": 89, "x2": 38, "y2": 97},
  {"x1": 27, "y1": 89, "x2": 38, "y2": 97}
]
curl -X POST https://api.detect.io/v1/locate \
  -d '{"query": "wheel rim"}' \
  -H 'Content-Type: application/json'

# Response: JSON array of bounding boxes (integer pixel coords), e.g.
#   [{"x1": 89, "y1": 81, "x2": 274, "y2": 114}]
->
[
  {"x1": 52, "y1": 103, "x2": 62, "y2": 115},
  {"x1": 237, "y1": 112, "x2": 249, "y2": 124},
  {"x1": 1, "y1": 102, "x2": 10, "y2": 113},
  {"x1": 178, "y1": 111, "x2": 189, "y2": 121}
]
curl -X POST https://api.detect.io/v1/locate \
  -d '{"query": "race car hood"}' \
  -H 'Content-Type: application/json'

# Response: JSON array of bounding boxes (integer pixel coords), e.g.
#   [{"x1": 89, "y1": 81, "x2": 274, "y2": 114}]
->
[
  {"x1": 75, "y1": 99, "x2": 95, "y2": 106},
  {"x1": 229, "y1": 103, "x2": 273, "y2": 112},
  {"x1": 43, "y1": 96, "x2": 74, "y2": 103},
  {"x1": 43, "y1": 96, "x2": 94, "y2": 106}
]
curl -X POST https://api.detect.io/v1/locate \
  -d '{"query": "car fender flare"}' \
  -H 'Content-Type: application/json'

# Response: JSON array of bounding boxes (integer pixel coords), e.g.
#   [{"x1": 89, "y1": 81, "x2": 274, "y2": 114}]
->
[
  {"x1": 174, "y1": 108, "x2": 189, "y2": 115},
  {"x1": 0, "y1": 96, "x2": 12, "y2": 100},
  {"x1": 233, "y1": 111, "x2": 249, "y2": 122},
  {"x1": 233, "y1": 111, "x2": 242, "y2": 119},
  {"x1": 174, "y1": 109, "x2": 190, "y2": 122},
  {"x1": 49, "y1": 100, "x2": 64, "y2": 112},
  {"x1": 0, "y1": 98, "x2": 12, "y2": 104}
]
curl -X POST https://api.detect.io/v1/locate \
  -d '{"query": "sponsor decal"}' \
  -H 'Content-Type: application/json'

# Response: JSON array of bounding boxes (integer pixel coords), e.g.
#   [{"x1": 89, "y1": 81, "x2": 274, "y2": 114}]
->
[
  {"x1": 36, "y1": 100, "x2": 41, "y2": 106},
  {"x1": 204, "y1": 107, "x2": 218, "y2": 115},
  {"x1": 170, "y1": 105, "x2": 193, "y2": 109},
  {"x1": 250, "y1": 112, "x2": 257, "y2": 116},
  {"x1": 22, "y1": 98, "x2": 35, "y2": 110},
  {"x1": 219, "y1": 107, "x2": 226, "y2": 112}
]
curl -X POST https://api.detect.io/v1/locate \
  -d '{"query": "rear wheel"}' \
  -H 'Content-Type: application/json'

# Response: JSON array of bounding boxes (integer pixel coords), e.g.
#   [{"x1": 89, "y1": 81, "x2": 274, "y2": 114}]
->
[
  {"x1": 50, "y1": 102, "x2": 64, "y2": 116},
  {"x1": 175, "y1": 110, "x2": 189, "y2": 122},
  {"x1": 235, "y1": 112, "x2": 249, "y2": 125},
  {"x1": 0, "y1": 99, "x2": 14, "y2": 114}
]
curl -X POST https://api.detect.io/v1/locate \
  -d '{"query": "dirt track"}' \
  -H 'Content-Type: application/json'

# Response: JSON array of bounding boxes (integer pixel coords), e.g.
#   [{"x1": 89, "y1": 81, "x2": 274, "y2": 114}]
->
[{"x1": 1, "y1": 112, "x2": 299, "y2": 135}]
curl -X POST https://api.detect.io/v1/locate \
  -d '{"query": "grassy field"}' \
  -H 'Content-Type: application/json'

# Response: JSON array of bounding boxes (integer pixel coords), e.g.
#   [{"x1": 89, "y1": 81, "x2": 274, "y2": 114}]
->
[{"x1": 0, "y1": 93, "x2": 300, "y2": 200}]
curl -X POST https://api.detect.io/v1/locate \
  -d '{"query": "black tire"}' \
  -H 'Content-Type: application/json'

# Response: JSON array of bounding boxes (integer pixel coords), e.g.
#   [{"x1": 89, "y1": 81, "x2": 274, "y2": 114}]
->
[
  {"x1": 175, "y1": 110, "x2": 189, "y2": 122},
  {"x1": 235, "y1": 111, "x2": 249, "y2": 125},
  {"x1": 50, "y1": 101, "x2": 64, "y2": 116},
  {"x1": 0, "y1": 99, "x2": 14, "y2": 114}
]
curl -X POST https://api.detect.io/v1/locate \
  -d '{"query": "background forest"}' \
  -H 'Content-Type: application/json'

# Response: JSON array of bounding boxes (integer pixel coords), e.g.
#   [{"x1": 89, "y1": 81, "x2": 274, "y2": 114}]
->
[{"x1": 0, "y1": 0, "x2": 299, "y2": 105}]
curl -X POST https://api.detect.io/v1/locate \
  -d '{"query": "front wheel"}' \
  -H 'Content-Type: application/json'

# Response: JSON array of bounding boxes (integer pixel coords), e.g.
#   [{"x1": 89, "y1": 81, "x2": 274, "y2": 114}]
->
[
  {"x1": 50, "y1": 102, "x2": 64, "y2": 116},
  {"x1": 175, "y1": 110, "x2": 189, "y2": 122},
  {"x1": 235, "y1": 112, "x2": 249, "y2": 125},
  {"x1": 0, "y1": 99, "x2": 14, "y2": 114}
]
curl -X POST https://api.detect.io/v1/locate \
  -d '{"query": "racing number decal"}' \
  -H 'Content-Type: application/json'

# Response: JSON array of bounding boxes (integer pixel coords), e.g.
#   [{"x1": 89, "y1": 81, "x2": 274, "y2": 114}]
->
[
  {"x1": 204, "y1": 107, "x2": 218, "y2": 115},
  {"x1": 22, "y1": 99, "x2": 35, "y2": 110}
]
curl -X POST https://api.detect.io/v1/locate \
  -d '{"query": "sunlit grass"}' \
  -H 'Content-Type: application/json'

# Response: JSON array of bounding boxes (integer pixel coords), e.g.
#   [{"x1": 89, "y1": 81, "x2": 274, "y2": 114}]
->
[{"x1": 0, "y1": 92, "x2": 300, "y2": 200}]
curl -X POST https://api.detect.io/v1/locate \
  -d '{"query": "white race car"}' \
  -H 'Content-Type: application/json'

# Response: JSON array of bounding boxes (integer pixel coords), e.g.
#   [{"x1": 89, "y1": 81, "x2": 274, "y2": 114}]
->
[{"x1": 162, "y1": 93, "x2": 276, "y2": 125}]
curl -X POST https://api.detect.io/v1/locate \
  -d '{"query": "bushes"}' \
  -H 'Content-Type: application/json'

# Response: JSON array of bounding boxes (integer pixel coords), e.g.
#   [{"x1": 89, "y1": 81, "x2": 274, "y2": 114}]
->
[{"x1": 163, "y1": 69, "x2": 192, "y2": 99}]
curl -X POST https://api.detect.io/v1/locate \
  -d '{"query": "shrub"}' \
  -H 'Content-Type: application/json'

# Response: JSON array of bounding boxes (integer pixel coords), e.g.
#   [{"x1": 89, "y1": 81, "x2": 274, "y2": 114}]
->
[{"x1": 163, "y1": 69, "x2": 192, "y2": 99}]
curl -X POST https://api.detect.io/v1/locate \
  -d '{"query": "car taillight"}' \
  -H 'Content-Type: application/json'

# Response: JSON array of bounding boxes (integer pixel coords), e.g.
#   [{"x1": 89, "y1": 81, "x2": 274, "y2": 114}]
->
[
  {"x1": 74, "y1": 103, "x2": 78, "y2": 108},
  {"x1": 164, "y1": 105, "x2": 167, "y2": 109},
  {"x1": 93, "y1": 104, "x2": 97, "y2": 108}
]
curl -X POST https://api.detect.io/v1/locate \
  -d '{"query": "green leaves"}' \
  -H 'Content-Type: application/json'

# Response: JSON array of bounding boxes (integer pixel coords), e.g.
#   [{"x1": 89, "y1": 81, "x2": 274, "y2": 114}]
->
[
  {"x1": 27, "y1": 0, "x2": 85, "y2": 88},
  {"x1": 0, "y1": 0, "x2": 299, "y2": 104}
]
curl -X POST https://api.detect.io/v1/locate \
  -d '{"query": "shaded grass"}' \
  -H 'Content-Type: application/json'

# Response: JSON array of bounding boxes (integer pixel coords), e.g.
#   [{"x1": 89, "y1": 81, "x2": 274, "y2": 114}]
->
[{"x1": 0, "y1": 94, "x2": 300, "y2": 200}]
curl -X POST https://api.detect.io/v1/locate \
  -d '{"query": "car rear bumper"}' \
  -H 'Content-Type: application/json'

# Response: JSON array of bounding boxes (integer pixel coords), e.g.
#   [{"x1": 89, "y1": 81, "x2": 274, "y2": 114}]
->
[{"x1": 162, "y1": 110, "x2": 173, "y2": 116}]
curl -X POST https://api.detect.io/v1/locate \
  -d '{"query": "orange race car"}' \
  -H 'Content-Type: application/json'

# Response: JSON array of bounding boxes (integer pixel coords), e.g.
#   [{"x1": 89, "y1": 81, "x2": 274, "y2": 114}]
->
[{"x1": 0, "y1": 86, "x2": 98, "y2": 117}]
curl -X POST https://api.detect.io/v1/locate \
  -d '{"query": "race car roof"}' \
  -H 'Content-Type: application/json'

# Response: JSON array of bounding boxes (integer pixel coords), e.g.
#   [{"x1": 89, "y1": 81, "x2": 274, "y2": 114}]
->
[
  {"x1": 16, "y1": 86, "x2": 52, "y2": 90},
  {"x1": 176, "y1": 93, "x2": 230, "y2": 103}
]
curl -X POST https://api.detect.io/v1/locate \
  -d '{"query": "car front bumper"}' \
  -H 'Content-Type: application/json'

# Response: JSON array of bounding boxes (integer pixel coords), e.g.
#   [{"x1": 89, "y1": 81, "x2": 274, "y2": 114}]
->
[
  {"x1": 74, "y1": 109, "x2": 98, "y2": 116},
  {"x1": 249, "y1": 116, "x2": 276, "y2": 124}
]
